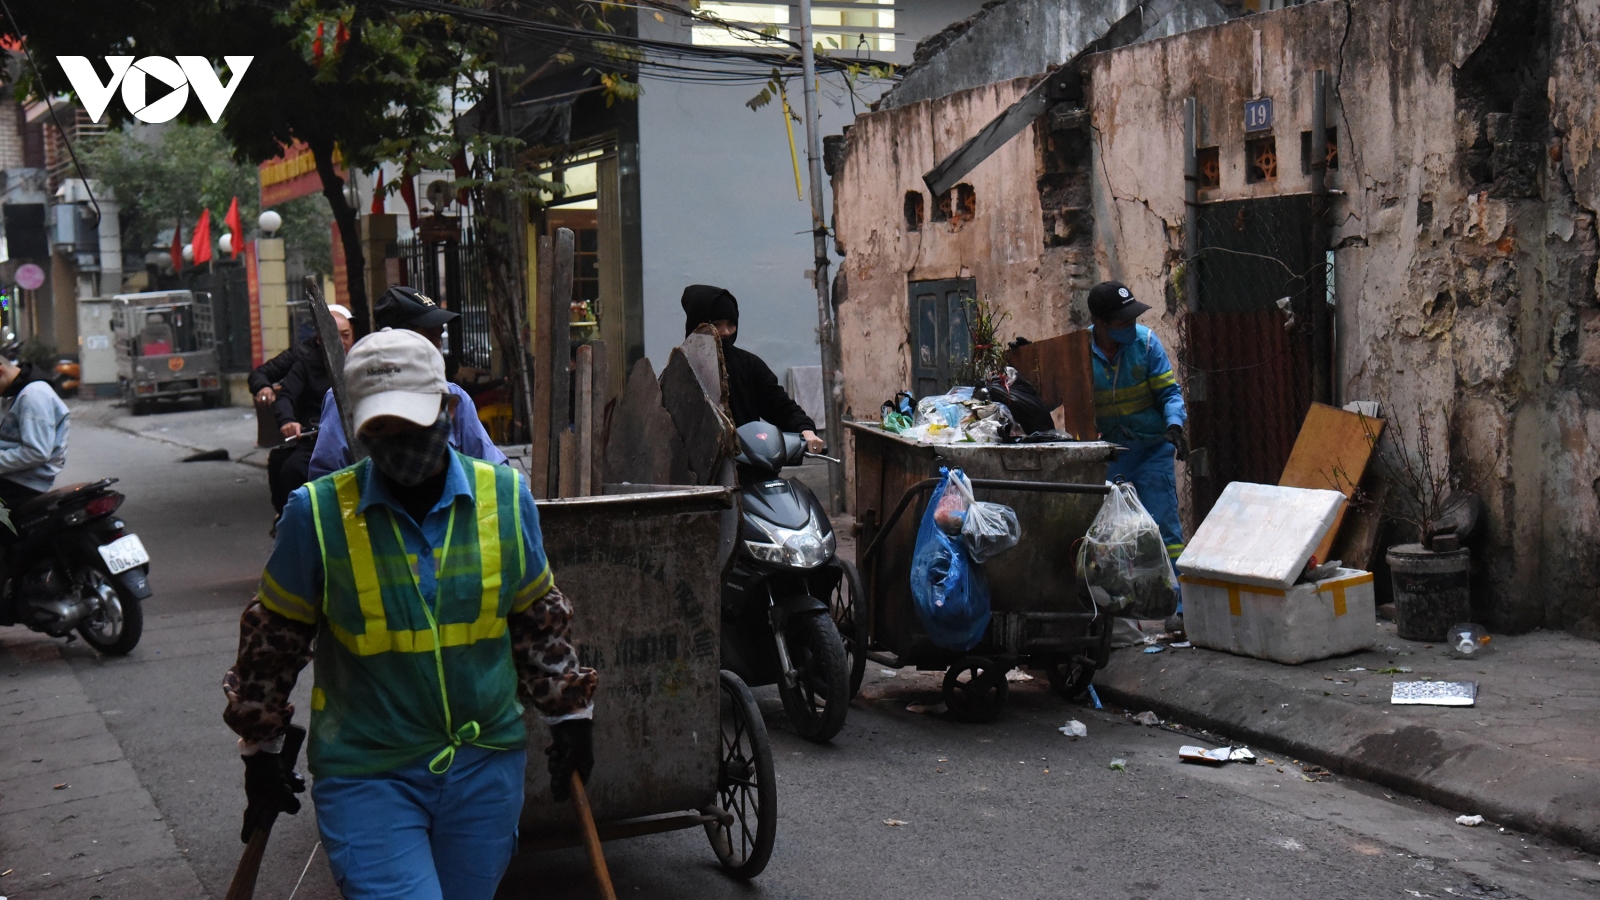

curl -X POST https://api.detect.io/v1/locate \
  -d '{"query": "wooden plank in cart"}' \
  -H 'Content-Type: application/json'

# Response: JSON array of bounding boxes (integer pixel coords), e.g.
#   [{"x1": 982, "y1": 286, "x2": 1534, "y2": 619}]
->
[{"x1": 1005, "y1": 331, "x2": 1097, "y2": 440}]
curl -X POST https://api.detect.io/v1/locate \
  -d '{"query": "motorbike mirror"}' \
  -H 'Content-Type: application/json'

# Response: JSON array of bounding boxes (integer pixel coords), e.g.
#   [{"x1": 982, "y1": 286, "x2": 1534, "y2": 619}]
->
[{"x1": 782, "y1": 433, "x2": 806, "y2": 466}]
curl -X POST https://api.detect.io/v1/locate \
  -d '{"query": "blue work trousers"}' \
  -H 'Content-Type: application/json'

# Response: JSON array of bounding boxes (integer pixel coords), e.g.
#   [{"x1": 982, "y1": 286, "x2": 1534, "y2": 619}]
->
[
  {"x1": 1105, "y1": 437, "x2": 1185, "y2": 560},
  {"x1": 312, "y1": 745, "x2": 527, "y2": 900}
]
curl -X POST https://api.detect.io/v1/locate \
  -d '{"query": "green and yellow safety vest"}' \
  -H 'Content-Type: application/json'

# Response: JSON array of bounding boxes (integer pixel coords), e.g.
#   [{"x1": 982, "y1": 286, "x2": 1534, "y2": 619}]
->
[{"x1": 303, "y1": 456, "x2": 545, "y2": 777}]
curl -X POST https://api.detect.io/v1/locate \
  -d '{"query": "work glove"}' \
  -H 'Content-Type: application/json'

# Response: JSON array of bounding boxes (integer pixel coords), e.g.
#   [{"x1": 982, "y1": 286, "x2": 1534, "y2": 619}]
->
[
  {"x1": 1165, "y1": 424, "x2": 1190, "y2": 462},
  {"x1": 546, "y1": 719, "x2": 595, "y2": 801},
  {"x1": 240, "y1": 724, "x2": 306, "y2": 843}
]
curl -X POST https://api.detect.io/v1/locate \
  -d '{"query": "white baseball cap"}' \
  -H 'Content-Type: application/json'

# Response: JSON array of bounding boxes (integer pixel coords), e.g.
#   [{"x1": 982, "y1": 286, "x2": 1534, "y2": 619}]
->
[
  {"x1": 327, "y1": 303, "x2": 353, "y2": 320},
  {"x1": 344, "y1": 329, "x2": 450, "y2": 436}
]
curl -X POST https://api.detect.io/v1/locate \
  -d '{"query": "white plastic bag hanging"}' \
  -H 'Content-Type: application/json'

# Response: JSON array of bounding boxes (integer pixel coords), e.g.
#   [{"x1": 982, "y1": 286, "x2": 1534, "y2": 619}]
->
[
  {"x1": 1077, "y1": 482, "x2": 1179, "y2": 619},
  {"x1": 941, "y1": 468, "x2": 1021, "y2": 561}
]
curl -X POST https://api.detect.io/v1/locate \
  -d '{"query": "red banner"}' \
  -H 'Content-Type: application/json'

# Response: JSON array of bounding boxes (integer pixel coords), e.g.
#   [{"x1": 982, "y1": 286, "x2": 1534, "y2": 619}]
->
[
  {"x1": 245, "y1": 240, "x2": 262, "y2": 367},
  {"x1": 259, "y1": 142, "x2": 346, "y2": 207}
]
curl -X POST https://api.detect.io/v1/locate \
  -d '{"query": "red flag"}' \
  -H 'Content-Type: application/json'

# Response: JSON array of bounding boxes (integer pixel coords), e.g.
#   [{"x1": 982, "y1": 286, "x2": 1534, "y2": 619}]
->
[
  {"x1": 191, "y1": 209, "x2": 213, "y2": 265},
  {"x1": 399, "y1": 159, "x2": 419, "y2": 228},
  {"x1": 170, "y1": 220, "x2": 184, "y2": 272},
  {"x1": 371, "y1": 168, "x2": 385, "y2": 215},
  {"x1": 224, "y1": 197, "x2": 243, "y2": 258},
  {"x1": 313, "y1": 21, "x2": 325, "y2": 65}
]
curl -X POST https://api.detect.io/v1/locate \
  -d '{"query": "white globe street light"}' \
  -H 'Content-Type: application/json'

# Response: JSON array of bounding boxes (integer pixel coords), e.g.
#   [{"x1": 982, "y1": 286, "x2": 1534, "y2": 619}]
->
[
  {"x1": 182, "y1": 243, "x2": 194, "y2": 262},
  {"x1": 219, "y1": 233, "x2": 234, "y2": 256},
  {"x1": 258, "y1": 210, "x2": 283, "y2": 236}
]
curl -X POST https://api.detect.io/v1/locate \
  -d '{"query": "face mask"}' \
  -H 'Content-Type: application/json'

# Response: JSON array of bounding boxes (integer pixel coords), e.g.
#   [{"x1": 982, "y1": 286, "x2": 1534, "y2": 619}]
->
[
  {"x1": 362, "y1": 412, "x2": 451, "y2": 486},
  {"x1": 1107, "y1": 324, "x2": 1139, "y2": 345},
  {"x1": 720, "y1": 331, "x2": 737, "y2": 351}
]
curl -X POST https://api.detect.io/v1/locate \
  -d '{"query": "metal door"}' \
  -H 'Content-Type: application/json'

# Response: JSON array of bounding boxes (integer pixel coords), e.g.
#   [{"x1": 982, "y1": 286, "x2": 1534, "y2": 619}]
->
[
  {"x1": 907, "y1": 278, "x2": 976, "y2": 398},
  {"x1": 76, "y1": 299, "x2": 117, "y2": 386},
  {"x1": 1182, "y1": 195, "x2": 1318, "y2": 522}
]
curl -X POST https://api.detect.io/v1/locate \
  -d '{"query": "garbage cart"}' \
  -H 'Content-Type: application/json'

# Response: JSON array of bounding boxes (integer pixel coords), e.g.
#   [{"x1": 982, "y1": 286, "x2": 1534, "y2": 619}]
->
[
  {"x1": 517, "y1": 486, "x2": 777, "y2": 880},
  {"x1": 839, "y1": 423, "x2": 1117, "y2": 722}
]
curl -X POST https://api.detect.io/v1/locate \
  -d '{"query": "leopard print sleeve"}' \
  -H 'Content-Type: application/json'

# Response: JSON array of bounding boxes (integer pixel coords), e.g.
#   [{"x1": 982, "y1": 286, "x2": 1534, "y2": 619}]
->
[
  {"x1": 508, "y1": 584, "x2": 597, "y2": 721},
  {"x1": 222, "y1": 601, "x2": 316, "y2": 744}
]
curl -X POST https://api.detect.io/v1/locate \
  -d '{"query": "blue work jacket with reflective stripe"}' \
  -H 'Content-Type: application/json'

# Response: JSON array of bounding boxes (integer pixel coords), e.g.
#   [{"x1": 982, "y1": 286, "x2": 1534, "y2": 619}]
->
[
  {"x1": 1091, "y1": 324, "x2": 1186, "y2": 443},
  {"x1": 259, "y1": 451, "x2": 552, "y2": 778}
]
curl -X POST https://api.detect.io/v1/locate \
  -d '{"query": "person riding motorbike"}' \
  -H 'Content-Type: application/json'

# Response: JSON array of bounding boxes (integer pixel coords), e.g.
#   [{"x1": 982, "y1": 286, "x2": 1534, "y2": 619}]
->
[
  {"x1": 681, "y1": 284, "x2": 824, "y2": 453},
  {"x1": 251, "y1": 306, "x2": 353, "y2": 514},
  {"x1": 0, "y1": 356, "x2": 70, "y2": 512},
  {"x1": 308, "y1": 287, "x2": 506, "y2": 480}
]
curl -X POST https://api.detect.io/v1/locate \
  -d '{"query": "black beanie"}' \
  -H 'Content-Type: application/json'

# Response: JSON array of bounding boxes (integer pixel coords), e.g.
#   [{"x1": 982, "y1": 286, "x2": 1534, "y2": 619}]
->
[{"x1": 681, "y1": 285, "x2": 739, "y2": 337}]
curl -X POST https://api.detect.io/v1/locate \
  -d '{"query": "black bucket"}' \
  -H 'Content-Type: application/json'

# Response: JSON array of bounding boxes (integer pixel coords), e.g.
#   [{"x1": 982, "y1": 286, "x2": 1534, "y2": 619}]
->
[{"x1": 1386, "y1": 544, "x2": 1471, "y2": 642}]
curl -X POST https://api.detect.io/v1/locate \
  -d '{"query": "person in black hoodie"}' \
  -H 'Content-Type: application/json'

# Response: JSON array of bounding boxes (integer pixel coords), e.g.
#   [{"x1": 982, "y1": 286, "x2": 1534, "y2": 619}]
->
[
  {"x1": 248, "y1": 309, "x2": 352, "y2": 513},
  {"x1": 681, "y1": 284, "x2": 824, "y2": 453}
]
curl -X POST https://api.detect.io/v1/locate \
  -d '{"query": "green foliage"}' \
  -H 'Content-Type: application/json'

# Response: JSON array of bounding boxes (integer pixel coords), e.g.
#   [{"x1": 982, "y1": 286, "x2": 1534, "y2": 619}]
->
[
  {"x1": 953, "y1": 296, "x2": 1010, "y2": 387},
  {"x1": 82, "y1": 124, "x2": 332, "y2": 272}
]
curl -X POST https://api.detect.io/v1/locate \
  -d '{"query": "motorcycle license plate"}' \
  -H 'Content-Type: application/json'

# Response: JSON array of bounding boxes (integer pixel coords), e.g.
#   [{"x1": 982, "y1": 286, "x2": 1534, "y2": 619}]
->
[{"x1": 98, "y1": 534, "x2": 150, "y2": 575}]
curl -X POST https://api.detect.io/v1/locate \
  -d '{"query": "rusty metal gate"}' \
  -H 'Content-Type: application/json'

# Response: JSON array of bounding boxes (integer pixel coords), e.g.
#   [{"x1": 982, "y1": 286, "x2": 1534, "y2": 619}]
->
[{"x1": 1180, "y1": 194, "x2": 1320, "y2": 521}]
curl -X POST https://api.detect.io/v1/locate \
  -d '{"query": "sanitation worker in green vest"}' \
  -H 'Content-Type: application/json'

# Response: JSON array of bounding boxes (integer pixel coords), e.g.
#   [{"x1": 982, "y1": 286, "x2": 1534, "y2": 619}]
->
[{"x1": 223, "y1": 328, "x2": 597, "y2": 899}]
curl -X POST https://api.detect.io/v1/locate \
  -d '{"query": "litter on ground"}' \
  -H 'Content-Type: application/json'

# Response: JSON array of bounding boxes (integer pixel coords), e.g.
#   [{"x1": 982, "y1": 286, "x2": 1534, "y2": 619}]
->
[
  {"x1": 1132, "y1": 711, "x2": 1161, "y2": 726},
  {"x1": 1456, "y1": 815, "x2": 1485, "y2": 827},
  {"x1": 1059, "y1": 720, "x2": 1088, "y2": 739}
]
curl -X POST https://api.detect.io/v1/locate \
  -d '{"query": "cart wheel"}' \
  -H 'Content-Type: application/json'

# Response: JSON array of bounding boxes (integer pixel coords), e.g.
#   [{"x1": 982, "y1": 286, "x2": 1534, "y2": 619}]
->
[
  {"x1": 777, "y1": 612, "x2": 850, "y2": 743},
  {"x1": 942, "y1": 656, "x2": 1009, "y2": 723},
  {"x1": 1046, "y1": 657, "x2": 1095, "y2": 701},
  {"x1": 827, "y1": 559, "x2": 868, "y2": 699},
  {"x1": 708, "y1": 670, "x2": 776, "y2": 880}
]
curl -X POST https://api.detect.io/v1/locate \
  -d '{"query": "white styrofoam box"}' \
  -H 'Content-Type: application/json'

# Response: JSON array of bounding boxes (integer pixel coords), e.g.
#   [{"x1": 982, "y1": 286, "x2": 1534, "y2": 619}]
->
[
  {"x1": 1180, "y1": 568, "x2": 1376, "y2": 664},
  {"x1": 1176, "y1": 482, "x2": 1345, "y2": 589}
]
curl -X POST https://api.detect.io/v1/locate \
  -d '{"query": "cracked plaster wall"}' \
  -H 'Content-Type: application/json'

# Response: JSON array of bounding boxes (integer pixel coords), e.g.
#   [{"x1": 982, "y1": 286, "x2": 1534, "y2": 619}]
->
[
  {"x1": 831, "y1": 0, "x2": 1600, "y2": 636},
  {"x1": 1084, "y1": 0, "x2": 1600, "y2": 636}
]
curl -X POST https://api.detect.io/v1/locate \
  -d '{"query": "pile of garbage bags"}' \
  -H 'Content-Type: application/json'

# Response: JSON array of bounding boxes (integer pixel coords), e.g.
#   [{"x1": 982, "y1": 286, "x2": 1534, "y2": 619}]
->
[
  {"x1": 911, "y1": 468, "x2": 1021, "y2": 651},
  {"x1": 880, "y1": 370, "x2": 1056, "y2": 444}
]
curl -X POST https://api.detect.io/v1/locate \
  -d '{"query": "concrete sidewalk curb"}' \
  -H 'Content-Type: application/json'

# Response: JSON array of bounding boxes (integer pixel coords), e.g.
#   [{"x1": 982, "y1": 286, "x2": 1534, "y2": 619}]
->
[
  {"x1": 87, "y1": 404, "x2": 270, "y2": 470},
  {"x1": 1094, "y1": 650, "x2": 1600, "y2": 855}
]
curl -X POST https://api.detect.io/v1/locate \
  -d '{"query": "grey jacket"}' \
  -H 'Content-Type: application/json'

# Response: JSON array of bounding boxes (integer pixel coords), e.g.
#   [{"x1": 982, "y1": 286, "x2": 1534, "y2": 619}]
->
[{"x1": 0, "y1": 380, "x2": 69, "y2": 492}]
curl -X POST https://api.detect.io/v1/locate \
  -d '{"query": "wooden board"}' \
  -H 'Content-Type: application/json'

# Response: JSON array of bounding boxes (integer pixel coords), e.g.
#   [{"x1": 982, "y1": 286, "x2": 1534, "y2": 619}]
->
[
  {"x1": 590, "y1": 340, "x2": 609, "y2": 495},
  {"x1": 558, "y1": 430, "x2": 578, "y2": 499},
  {"x1": 1278, "y1": 402, "x2": 1386, "y2": 566},
  {"x1": 546, "y1": 228, "x2": 575, "y2": 495},
  {"x1": 602, "y1": 358, "x2": 689, "y2": 486},
  {"x1": 681, "y1": 327, "x2": 729, "y2": 414},
  {"x1": 1330, "y1": 464, "x2": 1389, "y2": 572},
  {"x1": 575, "y1": 344, "x2": 594, "y2": 497},
  {"x1": 530, "y1": 235, "x2": 554, "y2": 498},
  {"x1": 659, "y1": 348, "x2": 734, "y2": 486},
  {"x1": 1005, "y1": 330, "x2": 1096, "y2": 440}
]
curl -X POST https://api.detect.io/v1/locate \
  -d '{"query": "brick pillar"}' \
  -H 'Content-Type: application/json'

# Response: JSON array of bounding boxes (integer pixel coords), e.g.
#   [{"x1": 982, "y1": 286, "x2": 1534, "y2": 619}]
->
[{"x1": 256, "y1": 238, "x2": 289, "y2": 358}]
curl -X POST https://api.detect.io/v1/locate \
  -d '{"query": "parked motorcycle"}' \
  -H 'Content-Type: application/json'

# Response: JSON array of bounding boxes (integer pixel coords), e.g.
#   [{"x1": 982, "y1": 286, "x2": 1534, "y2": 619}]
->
[
  {"x1": 0, "y1": 479, "x2": 150, "y2": 655},
  {"x1": 720, "y1": 420, "x2": 863, "y2": 744}
]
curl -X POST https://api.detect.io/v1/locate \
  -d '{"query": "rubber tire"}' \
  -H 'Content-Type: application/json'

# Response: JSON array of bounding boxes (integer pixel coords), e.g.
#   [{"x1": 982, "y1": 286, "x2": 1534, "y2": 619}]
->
[
  {"x1": 942, "y1": 656, "x2": 1009, "y2": 723},
  {"x1": 827, "y1": 559, "x2": 868, "y2": 699},
  {"x1": 76, "y1": 568, "x2": 144, "y2": 656},
  {"x1": 776, "y1": 612, "x2": 850, "y2": 744},
  {"x1": 129, "y1": 398, "x2": 150, "y2": 417},
  {"x1": 707, "y1": 670, "x2": 777, "y2": 880}
]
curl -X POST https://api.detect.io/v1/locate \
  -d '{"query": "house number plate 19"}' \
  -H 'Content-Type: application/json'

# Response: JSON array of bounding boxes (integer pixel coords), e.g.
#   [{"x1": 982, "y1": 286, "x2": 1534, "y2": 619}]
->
[{"x1": 1245, "y1": 97, "x2": 1273, "y2": 132}]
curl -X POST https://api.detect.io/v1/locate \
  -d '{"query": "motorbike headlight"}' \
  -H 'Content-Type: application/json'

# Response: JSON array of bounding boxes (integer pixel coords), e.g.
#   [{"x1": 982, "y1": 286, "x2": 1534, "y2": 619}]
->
[{"x1": 746, "y1": 514, "x2": 833, "y2": 569}]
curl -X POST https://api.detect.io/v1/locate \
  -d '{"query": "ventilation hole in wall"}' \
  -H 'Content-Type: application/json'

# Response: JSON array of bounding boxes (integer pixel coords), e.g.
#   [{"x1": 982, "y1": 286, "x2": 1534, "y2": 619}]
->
[
  {"x1": 953, "y1": 184, "x2": 976, "y2": 224},
  {"x1": 1300, "y1": 128, "x2": 1340, "y2": 174},
  {"x1": 904, "y1": 191, "x2": 925, "y2": 232},
  {"x1": 1197, "y1": 146, "x2": 1220, "y2": 189},
  {"x1": 932, "y1": 188, "x2": 953, "y2": 222},
  {"x1": 1246, "y1": 135, "x2": 1278, "y2": 183}
]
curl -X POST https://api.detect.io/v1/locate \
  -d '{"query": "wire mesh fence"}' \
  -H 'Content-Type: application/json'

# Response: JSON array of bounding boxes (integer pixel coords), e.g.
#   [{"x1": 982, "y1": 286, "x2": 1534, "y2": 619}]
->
[{"x1": 1179, "y1": 194, "x2": 1322, "y2": 521}]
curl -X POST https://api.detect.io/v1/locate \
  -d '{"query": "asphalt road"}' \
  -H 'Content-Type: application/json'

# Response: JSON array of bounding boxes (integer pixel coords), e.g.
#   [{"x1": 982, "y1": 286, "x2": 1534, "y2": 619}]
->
[{"x1": 24, "y1": 403, "x2": 1600, "y2": 900}]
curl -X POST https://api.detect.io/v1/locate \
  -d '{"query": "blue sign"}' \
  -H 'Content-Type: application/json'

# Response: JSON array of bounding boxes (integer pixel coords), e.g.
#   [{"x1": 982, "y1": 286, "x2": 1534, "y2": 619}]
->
[{"x1": 1245, "y1": 97, "x2": 1273, "y2": 132}]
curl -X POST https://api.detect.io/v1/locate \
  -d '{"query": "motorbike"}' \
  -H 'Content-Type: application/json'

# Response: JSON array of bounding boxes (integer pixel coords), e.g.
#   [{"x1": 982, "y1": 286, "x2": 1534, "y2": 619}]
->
[
  {"x1": 0, "y1": 479, "x2": 150, "y2": 655},
  {"x1": 720, "y1": 420, "x2": 864, "y2": 744}
]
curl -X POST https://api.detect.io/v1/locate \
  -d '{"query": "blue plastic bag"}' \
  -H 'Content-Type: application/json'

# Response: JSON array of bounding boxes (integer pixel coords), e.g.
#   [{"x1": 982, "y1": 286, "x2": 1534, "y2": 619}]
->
[{"x1": 910, "y1": 468, "x2": 992, "y2": 651}]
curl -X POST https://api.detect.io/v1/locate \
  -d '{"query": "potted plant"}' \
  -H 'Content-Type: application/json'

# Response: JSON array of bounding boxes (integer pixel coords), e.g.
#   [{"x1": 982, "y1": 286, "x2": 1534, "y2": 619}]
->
[{"x1": 1372, "y1": 411, "x2": 1471, "y2": 642}]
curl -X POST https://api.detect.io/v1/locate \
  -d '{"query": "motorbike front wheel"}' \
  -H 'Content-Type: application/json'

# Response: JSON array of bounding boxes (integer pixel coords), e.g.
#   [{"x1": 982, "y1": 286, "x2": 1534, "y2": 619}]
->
[
  {"x1": 777, "y1": 612, "x2": 850, "y2": 744},
  {"x1": 76, "y1": 568, "x2": 144, "y2": 656}
]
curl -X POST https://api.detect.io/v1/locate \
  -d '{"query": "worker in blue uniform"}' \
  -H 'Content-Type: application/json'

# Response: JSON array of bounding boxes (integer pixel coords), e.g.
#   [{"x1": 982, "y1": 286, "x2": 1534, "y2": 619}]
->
[{"x1": 1087, "y1": 281, "x2": 1189, "y2": 591}]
